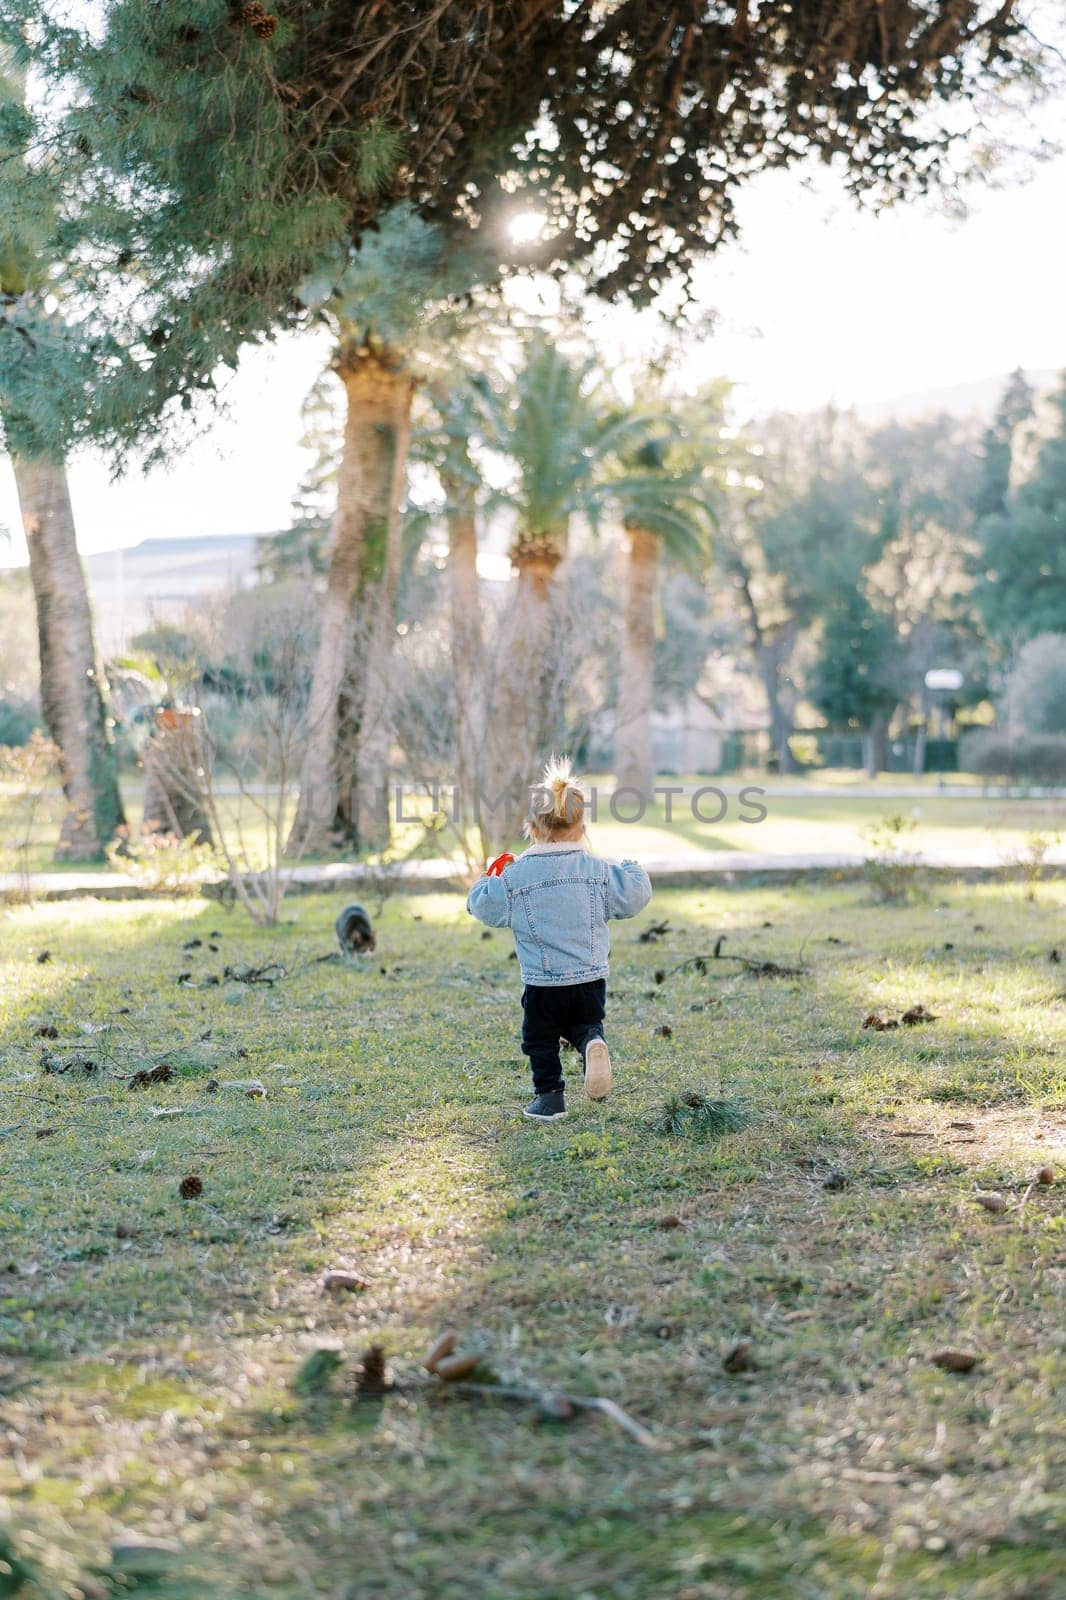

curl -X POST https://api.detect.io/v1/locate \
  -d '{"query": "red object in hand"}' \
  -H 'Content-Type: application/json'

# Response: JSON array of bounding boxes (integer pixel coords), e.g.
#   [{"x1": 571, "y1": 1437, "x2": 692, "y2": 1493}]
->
[{"x1": 487, "y1": 852, "x2": 515, "y2": 877}]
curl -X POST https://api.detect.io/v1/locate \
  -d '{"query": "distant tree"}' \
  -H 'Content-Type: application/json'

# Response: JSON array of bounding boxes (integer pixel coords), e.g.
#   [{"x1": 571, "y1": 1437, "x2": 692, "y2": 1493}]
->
[
  {"x1": 127, "y1": 621, "x2": 200, "y2": 671},
  {"x1": 718, "y1": 409, "x2": 876, "y2": 772},
  {"x1": 476, "y1": 338, "x2": 655, "y2": 825},
  {"x1": 973, "y1": 368, "x2": 1035, "y2": 522},
  {"x1": 809, "y1": 587, "x2": 898, "y2": 777},
  {"x1": 974, "y1": 377, "x2": 1066, "y2": 645},
  {"x1": 863, "y1": 413, "x2": 984, "y2": 770},
  {"x1": 417, "y1": 378, "x2": 489, "y2": 842},
  {"x1": 608, "y1": 398, "x2": 715, "y2": 793}
]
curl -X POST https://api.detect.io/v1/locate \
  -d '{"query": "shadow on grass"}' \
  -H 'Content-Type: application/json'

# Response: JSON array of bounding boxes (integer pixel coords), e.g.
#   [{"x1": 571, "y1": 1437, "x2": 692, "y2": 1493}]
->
[{"x1": 1, "y1": 881, "x2": 1062, "y2": 1599}]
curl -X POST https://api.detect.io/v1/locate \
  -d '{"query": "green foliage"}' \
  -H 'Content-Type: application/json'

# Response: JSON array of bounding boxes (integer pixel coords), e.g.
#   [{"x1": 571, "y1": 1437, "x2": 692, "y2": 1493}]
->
[
  {"x1": 480, "y1": 336, "x2": 689, "y2": 561},
  {"x1": 973, "y1": 367, "x2": 1034, "y2": 521},
  {"x1": 106, "y1": 825, "x2": 221, "y2": 895},
  {"x1": 128, "y1": 623, "x2": 200, "y2": 669},
  {"x1": 4, "y1": 3, "x2": 1051, "y2": 461},
  {"x1": 810, "y1": 586, "x2": 897, "y2": 730},
  {"x1": 294, "y1": 1347, "x2": 345, "y2": 1396},
  {"x1": 652, "y1": 1090, "x2": 750, "y2": 1140},
  {"x1": 862, "y1": 812, "x2": 924, "y2": 904},
  {"x1": 606, "y1": 418, "x2": 713, "y2": 570},
  {"x1": 975, "y1": 376, "x2": 1066, "y2": 645}
]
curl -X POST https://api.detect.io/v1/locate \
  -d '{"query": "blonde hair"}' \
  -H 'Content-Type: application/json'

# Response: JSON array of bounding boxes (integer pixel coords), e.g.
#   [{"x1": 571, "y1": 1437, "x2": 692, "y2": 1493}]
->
[{"x1": 525, "y1": 754, "x2": 586, "y2": 841}]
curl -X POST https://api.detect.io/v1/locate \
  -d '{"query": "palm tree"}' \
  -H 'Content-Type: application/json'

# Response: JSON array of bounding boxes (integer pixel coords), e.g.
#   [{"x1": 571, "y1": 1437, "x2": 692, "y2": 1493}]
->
[
  {"x1": 286, "y1": 207, "x2": 489, "y2": 855},
  {"x1": 606, "y1": 430, "x2": 710, "y2": 793},
  {"x1": 0, "y1": 54, "x2": 125, "y2": 859},
  {"x1": 421, "y1": 379, "x2": 487, "y2": 845},
  {"x1": 478, "y1": 338, "x2": 650, "y2": 835}
]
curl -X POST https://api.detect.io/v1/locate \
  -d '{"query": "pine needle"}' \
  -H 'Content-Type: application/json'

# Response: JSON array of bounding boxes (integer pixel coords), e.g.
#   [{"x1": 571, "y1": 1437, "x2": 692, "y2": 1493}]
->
[
  {"x1": 653, "y1": 1091, "x2": 749, "y2": 1140},
  {"x1": 294, "y1": 1347, "x2": 344, "y2": 1396}
]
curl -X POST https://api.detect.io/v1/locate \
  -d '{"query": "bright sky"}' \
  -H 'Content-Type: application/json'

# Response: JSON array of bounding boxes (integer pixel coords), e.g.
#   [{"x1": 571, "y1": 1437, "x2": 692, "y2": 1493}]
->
[{"x1": 2, "y1": 136, "x2": 1065, "y2": 563}]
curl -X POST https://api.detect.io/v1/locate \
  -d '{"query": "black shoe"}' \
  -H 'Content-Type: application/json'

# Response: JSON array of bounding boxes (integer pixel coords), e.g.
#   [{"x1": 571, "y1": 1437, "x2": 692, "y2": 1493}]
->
[{"x1": 523, "y1": 1091, "x2": 567, "y2": 1122}]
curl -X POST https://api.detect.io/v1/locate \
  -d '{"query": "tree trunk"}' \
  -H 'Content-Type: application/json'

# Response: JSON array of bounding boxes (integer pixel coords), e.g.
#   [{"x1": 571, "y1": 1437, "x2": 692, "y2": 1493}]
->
[
  {"x1": 727, "y1": 547, "x2": 797, "y2": 777},
  {"x1": 443, "y1": 467, "x2": 485, "y2": 841},
  {"x1": 863, "y1": 710, "x2": 889, "y2": 779},
  {"x1": 287, "y1": 347, "x2": 415, "y2": 856},
  {"x1": 351, "y1": 366, "x2": 416, "y2": 851},
  {"x1": 615, "y1": 525, "x2": 657, "y2": 793},
  {"x1": 756, "y1": 641, "x2": 798, "y2": 776},
  {"x1": 11, "y1": 452, "x2": 125, "y2": 859},
  {"x1": 482, "y1": 540, "x2": 564, "y2": 845},
  {"x1": 912, "y1": 686, "x2": 929, "y2": 778}
]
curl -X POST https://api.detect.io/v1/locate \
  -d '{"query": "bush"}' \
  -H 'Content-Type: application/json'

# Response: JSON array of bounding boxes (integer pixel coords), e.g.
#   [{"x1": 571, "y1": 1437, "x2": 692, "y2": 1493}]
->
[
  {"x1": 107, "y1": 824, "x2": 222, "y2": 895},
  {"x1": 1004, "y1": 633, "x2": 1066, "y2": 735},
  {"x1": 960, "y1": 730, "x2": 1066, "y2": 783},
  {"x1": 862, "y1": 812, "x2": 925, "y2": 903}
]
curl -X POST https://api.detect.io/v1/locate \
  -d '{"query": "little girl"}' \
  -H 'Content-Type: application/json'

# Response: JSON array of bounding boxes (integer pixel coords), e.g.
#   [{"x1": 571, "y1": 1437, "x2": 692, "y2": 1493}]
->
[{"x1": 467, "y1": 757, "x2": 652, "y2": 1121}]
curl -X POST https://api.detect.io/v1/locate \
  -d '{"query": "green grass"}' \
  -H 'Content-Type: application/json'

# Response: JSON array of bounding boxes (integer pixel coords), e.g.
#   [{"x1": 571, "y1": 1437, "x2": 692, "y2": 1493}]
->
[
  {"x1": 0, "y1": 882, "x2": 1063, "y2": 1598},
  {"x1": 3, "y1": 772, "x2": 1063, "y2": 876}
]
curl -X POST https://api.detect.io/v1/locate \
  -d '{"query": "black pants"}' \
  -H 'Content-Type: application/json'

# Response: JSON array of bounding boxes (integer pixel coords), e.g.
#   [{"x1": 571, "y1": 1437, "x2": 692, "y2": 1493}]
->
[{"x1": 521, "y1": 979, "x2": 607, "y2": 1094}]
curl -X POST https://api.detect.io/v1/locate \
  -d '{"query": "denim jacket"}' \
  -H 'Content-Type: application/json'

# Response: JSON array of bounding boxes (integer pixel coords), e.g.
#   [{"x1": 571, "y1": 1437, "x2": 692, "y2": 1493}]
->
[{"x1": 467, "y1": 842, "x2": 652, "y2": 986}]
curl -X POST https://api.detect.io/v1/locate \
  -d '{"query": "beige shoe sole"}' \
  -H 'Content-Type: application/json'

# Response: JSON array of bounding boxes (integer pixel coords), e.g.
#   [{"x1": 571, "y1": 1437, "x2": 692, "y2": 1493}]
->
[{"x1": 584, "y1": 1039, "x2": 613, "y2": 1101}]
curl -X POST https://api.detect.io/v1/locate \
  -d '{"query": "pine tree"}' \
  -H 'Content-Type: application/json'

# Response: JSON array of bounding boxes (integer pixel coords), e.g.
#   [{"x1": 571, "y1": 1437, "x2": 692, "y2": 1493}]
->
[
  {"x1": 810, "y1": 587, "x2": 898, "y2": 778},
  {"x1": 973, "y1": 369, "x2": 1035, "y2": 522},
  {"x1": 4, "y1": 3, "x2": 1049, "y2": 453},
  {"x1": 975, "y1": 376, "x2": 1066, "y2": 644}
]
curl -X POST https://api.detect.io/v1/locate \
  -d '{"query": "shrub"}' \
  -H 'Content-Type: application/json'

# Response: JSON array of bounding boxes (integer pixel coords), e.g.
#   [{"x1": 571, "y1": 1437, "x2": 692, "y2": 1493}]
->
[
  {"x1": 960, "y1": 730, "x2": 1066, "y2": 783},
  {"x1": 107, "y1": 824, "x2": 221, "y2": 895},
  {"x1": 1004, "y1": 633, "x2": 1066, "y2": 735},
  {"x1": 862, "y1": 811, "x2": 924, "y2": 903},
  {"x1": 0, "y1": 732, "x2": 63, "y2": 901}
]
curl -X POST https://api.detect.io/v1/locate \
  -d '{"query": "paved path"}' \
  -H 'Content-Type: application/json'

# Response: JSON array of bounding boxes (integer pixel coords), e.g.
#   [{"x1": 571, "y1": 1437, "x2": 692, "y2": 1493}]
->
[{"x1": 4, "y1": 842, "x2": 1065, "y2": 903}]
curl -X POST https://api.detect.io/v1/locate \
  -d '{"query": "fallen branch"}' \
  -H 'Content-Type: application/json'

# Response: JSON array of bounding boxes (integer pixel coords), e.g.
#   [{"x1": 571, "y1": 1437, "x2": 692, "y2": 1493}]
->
[
  {"x1": 222, "y1": 962, "x2": 287, "y2": 986},
  {"x1": 656, "y1": 946, "x2": 804, "y2": 983},
  {"x1": 445, "y1": 1380, "x2": 665, "y2": 1450}
]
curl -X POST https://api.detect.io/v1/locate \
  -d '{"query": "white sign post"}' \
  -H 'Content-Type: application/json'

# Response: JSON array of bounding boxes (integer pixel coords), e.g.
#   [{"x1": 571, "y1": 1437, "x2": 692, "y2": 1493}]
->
[
  {"x1": 922, "y1": 668, "x2": 964, "y2": 786},
  {"x1": 924, "y1": 668, "x2": 964, "y2": 693}
]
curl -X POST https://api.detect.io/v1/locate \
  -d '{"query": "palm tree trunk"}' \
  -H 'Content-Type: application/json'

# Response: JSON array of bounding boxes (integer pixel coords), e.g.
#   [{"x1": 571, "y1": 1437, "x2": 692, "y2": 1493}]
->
[
  {"x1": 11, "y1": 452, "x2": 125, "y2": 859},
  {"x1": 616, "y1": 525, "x2": 657, "y2": 793},
  {"x1": 351, "y1": 368, "x2": 416, "y2": 851},
  {"x1": 287, "y1": 346, "x2": 415, "y2": 856},
  {"x1": 443, "y1": 468, "x2": 484, "y2": 839},
  {"x1": 483, "y1": 543, "x2": 563, "y2": 845}
]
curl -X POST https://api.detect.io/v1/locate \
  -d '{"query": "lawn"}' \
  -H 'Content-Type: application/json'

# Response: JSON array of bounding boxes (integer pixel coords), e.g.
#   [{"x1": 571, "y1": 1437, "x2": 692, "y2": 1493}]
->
[
  {"x1": 0, "y1": 881, "x2": 1063, "y2": 1598},
  {"x1": 3, "y1": 771, "x2": 1063, "y2": 879}
]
